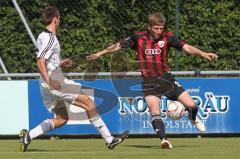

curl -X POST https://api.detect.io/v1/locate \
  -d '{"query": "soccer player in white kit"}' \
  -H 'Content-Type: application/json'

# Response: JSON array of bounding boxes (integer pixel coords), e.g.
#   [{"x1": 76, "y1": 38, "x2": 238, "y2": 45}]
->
[{"x1": 18, "y1": 6, "x2": 128, "y2": 152}]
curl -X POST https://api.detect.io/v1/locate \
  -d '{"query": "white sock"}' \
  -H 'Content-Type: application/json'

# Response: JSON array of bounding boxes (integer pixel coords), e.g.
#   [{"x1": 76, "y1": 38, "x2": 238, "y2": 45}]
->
[
  {"x1": 89, "y1": 115, "x2": 114, "y2": 143},
  {"x1": 29, "y1": 119, "x2": 54, "y2": 140}
]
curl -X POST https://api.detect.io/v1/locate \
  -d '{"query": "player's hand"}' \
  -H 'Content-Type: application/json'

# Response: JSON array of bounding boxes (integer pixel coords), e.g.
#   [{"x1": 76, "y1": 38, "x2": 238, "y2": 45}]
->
[
  {"x1": 203, "y1": 52, "x2": 218, "y2": 60},
  {"x1": 48, "y1": 78, "x2": 61, "y2": 90},
  {"x1": 61, "y1": 58, "x2": 73, "y2": 68},
  {"x1": 86, "y1": 53, "x2": 101, "y2": 60}
]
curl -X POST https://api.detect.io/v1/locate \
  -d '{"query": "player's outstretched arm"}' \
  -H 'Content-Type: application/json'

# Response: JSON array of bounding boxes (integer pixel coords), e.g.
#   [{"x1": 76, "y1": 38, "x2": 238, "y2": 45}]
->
[
  {"x1": 182, "y1": 44, "x2": 218, "y2": 61},
  {"x1": 86, "y1": 42, "x2": 122, "y2": 60}
]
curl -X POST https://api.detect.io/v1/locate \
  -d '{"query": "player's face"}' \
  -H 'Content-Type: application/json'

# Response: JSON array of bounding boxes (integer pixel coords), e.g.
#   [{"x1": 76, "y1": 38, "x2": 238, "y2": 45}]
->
[{"x1": 148, "y1": 24, "x2": 164, "y2": 39}]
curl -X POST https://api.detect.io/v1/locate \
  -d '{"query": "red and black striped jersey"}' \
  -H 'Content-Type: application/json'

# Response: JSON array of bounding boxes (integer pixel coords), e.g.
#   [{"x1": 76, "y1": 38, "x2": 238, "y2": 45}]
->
[{"x1": 121, "y1": 31, "x2": 186, "y2": 78}]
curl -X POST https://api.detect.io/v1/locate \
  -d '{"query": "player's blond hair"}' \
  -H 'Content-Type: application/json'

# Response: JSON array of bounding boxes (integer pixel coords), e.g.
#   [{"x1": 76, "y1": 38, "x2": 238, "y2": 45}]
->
[{"x1": 148, "y1": 12, "x2": 166, "y2": 26}]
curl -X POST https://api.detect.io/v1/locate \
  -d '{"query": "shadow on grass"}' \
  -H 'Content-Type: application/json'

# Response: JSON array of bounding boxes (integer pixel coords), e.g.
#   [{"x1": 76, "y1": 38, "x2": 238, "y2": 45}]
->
[
  {"x1": 123, "y1": 144, "x2": 192, "y2": 149},
  {"x1": 27, "y1": 149, "x2": 74, "y2": 152}
]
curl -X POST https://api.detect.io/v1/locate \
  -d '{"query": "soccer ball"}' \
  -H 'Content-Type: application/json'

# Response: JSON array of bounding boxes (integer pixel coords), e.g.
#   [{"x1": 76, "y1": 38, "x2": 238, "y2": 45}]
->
[{"x1": 166, "y1": 101, "x2": 185, "y2": 120}]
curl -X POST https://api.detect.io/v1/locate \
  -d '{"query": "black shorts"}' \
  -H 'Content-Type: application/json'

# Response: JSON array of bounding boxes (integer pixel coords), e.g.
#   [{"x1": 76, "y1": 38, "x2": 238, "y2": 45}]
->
[{"x1": 142, "y1": 73, "x2": 185, "y2": 101}]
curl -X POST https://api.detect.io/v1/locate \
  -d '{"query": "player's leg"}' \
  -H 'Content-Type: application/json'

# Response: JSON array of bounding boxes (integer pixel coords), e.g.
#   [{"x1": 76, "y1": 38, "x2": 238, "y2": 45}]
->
[
  {"x1": 177, "y1": 91, "x2": 206, "y2": 132},
  {"x1": 73, "y1": 93, "x2": 128, "y2": 149},
  {"x1": 162, "y1": 74, "x2": 205, "y2": 132},
  {"x1": 29, "y1": 101, "x2": 68, "y2": 139},
  {"x1": 145, "y1": 95, "x2": 165, "y2": 140},
  {"x1": 19, "y1": 101, "x2": 68, "y2": 152},
  {"x1": 51, "y1": 104, "x2": 69, "y2": 128},
  {"x1": 145, "y1": 95, "x2": 173, "y2": 149},
  {"x1": 177, "y1": 91, "x2": 197, "y2": 119},
  {"x1": 53, "y1": 78, "x2": 128, "y2": 149}
]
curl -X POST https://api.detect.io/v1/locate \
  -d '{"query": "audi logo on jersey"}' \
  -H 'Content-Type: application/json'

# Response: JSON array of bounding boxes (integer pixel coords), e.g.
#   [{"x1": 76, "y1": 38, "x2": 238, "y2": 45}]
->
[{"x1": 145, "y1": 49, "x2": 161, "y2": 55}]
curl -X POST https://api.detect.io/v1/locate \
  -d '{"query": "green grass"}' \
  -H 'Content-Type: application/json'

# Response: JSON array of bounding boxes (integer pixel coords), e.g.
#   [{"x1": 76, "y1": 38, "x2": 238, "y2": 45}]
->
[{"x1": 0, "y1": 138, "x2": 240, "y2": 159}]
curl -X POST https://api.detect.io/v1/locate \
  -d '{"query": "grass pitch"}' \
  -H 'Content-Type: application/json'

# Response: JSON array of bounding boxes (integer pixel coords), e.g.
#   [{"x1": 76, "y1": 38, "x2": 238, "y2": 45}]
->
[{"x1": 0, "y1": 137, "x2": 240, "y2": 159}]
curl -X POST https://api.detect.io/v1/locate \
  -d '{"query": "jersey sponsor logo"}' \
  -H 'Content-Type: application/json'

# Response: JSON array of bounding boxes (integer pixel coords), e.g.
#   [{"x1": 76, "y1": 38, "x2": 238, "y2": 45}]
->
[
  {"x1": 158, "y1": 41, "x2": 165, "y2": 48},
  {"x1": 144, "y1": 49, "x2": 161, "y2": 55}
]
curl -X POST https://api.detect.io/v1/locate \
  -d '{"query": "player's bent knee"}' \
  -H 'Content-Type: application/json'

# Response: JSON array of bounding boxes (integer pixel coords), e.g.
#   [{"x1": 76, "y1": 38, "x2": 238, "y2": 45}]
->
[
  {"x1": 84, "y1": 97, "x2": 96, "y2": 110},
  {"x1": 149, "y1": 106, "x2": 160, "y2": 115},
  {"x1": 58, "y1": 118, "x2": 68, "y2": 126},
  {"x1": 74, "y1": 95, "x2": 96, "y2": 111},
  {"x1": 52, "y1": 118, "x2": 68, "y2": 128},
  {"x1": 186, "y1": 101, "x2": 197, "y2": 109}
]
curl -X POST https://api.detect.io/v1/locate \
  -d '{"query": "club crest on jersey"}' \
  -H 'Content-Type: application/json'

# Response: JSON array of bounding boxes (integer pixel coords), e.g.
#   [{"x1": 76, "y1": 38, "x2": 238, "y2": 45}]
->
[{"x1": 158, "y1": 41, "x2": 165, "y2": 48}]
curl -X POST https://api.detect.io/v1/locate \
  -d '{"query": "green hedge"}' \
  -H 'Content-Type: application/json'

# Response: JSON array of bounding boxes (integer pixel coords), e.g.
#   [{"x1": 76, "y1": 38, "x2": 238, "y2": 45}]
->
[{"x1": 0, "y1": 0, "x2": 239, "y2": 74}]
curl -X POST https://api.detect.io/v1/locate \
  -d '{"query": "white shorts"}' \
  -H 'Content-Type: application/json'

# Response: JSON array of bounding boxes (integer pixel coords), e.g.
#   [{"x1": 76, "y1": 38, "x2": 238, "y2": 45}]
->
[
  {"x1": 39, "y1": 67, "x2": 86, "y2": 113},
  {"x1": 40, "y1": 78, "x2": 82, "y2": 113}
]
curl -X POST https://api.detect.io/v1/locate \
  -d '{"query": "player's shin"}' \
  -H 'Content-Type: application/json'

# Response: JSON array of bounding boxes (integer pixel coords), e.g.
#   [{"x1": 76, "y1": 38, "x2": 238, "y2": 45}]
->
[
  {"x1": 186, "y1": 107, "x2": 198, "y2": 120},
  {"x1": 29, "y1": 119, "x2": 54, "y2": 140},
  {"x1": 89, "y1": 115, "x2": 114, "y2": 143},
  {"x1": 151, "y1": 115, "x2": 166, "y2": 140}
]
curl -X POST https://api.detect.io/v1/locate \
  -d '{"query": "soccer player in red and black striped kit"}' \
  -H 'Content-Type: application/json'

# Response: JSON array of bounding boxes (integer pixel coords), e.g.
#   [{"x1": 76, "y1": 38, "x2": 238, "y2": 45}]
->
[{"x1": 87, "y1": 12, "x2": 218, "y2": 149}]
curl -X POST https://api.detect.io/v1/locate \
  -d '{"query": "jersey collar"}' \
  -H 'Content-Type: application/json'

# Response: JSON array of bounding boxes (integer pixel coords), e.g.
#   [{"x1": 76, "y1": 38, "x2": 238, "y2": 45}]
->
[
  {"x1": 147, "y1": 31, "x2": 163, "y2": 41},
  {"x1": 44, "y1": 29, "x2": 53, "y2": 34}
]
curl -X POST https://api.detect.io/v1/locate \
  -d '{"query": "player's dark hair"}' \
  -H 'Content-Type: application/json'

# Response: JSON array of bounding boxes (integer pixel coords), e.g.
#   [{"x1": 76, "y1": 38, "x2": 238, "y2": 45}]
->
[
  {"x1": 148, "y1": 12, "x2": 166, "y2": 26},
  {"x1": 41, "y1": 6, "x2": 60, "y2": 25}
]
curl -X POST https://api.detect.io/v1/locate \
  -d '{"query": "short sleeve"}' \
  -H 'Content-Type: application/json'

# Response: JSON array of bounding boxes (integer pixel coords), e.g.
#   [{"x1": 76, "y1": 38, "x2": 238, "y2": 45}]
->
[
  {"x1": 120, "y1": 34, "x2": 138, "y2": 50},
  {"x1": 167, "y1": 32, "x2": 186, "y2": 50},
  {"x1": 36, "y1": 33, "x2": 55, "y2": 59}
]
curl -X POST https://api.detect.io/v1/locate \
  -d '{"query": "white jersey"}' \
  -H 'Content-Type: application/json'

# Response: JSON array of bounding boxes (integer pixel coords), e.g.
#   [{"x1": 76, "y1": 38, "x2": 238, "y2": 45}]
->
[
  {"x1": 36, "y1": 29, "x2": 61, "y2": 84},
  {"x1": 36, "y1": 29, "x2": 83, "y2": 113}
]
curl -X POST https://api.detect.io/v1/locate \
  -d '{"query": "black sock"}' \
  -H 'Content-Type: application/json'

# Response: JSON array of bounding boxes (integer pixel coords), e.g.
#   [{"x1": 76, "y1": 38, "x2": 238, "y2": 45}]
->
[
  {"x1": 151, "y1": 115, "x2": 166, "y2": 140},
  {"x1": 186, "y1": 107, "x2": 198, "y2": 120}
]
